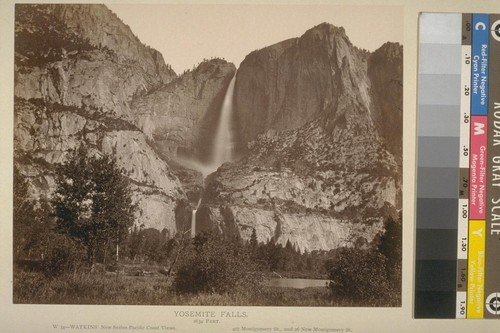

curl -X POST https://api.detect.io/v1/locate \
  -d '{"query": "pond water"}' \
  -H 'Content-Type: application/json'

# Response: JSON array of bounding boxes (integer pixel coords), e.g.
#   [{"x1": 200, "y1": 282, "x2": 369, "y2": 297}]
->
[{"x1": 266, "y1": 278, "x2": 330, "y2": 289}]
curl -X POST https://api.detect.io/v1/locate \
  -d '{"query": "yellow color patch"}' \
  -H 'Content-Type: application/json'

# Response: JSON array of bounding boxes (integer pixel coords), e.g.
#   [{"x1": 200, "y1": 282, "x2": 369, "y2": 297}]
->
[{"x1": 467, "y1": 220, "x2": 486, "y2": 319}]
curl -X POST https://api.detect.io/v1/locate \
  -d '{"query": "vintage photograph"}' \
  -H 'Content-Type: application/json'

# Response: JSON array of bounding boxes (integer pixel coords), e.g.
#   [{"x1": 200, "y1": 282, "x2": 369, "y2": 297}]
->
[{"x1": 13, "y1": 4, "x2": 403, "y2": 307}]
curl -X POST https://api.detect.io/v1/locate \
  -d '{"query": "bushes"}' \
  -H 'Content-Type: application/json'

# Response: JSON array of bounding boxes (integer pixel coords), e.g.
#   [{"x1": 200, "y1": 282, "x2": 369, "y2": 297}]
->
[
  {"x1": 39, "y1": 233, "x2": 86, "y2": 277},
  {"x1": 326, "y1": 214, "x2": 402, "y2": 306},
  {"x1": 174, "y1": 232, "x2": 262, "y2": 294},
  {"x1": 327, "y1": 248, "x2": 394, "y2": 305}
]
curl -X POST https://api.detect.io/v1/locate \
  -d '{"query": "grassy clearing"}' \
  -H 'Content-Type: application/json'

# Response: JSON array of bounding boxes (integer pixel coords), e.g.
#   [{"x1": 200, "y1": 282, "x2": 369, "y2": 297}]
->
[
  {"x1": 14, "y1": 270, "x2": 173, "y2": 305},
  {"x1": 13, "y1": 268, "x2": 339, "y2": 306},
  {"x1": 13, "y1": 263, "x2": 398, "y2": 307}
]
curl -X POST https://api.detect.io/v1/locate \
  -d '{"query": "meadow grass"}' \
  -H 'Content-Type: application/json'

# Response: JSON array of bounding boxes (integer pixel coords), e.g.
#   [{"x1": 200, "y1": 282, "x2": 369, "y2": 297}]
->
[
  {"x1": 14, "y1": 270, "x2": 334, "y2": 306},
  {"x1": 13, "y1": 266, "x2": 397, "y2": 307}
]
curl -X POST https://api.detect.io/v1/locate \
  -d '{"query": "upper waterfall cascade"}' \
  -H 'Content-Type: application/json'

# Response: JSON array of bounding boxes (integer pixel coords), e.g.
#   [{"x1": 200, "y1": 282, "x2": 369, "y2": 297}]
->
[
  {"x1": 175, "y1": 73, "x2": 237, "y2": 178},
  {"x1": 211, "y1": 73, "x2": 236, "y2": 167}
]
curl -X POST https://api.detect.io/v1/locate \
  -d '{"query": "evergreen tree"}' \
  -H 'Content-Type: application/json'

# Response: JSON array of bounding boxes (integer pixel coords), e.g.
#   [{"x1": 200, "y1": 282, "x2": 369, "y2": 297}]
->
[
  {"x1": 124, "y1": 225, "x2": 144, "y2": 262},
  {"x1": 249, "y1": 228, "x2": 258, "y2": 254},
  {"x1": 378, "y1": 213, "x2": 402, "y2": 272},
  {"x1": 52, "y1": 145, "x2": 136, "y2": 265},
  {"x1": 13, "y1": 166, "x2": 35, "y2": 258},
  {"x1": 377, "y1": 213, "x2": 403, "y2": 292}
]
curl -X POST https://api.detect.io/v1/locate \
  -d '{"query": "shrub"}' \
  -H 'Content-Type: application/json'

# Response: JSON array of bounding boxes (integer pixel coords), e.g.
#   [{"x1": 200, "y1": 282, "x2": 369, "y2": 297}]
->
[
  {"x1": 39, "y1": 233, "x2": 86, "y2": 277},
  {"x1": 327, "y1": 248, "x2": 395, "y2": 305},
  {"x1": 173, "y1": 232, "x2": 262, "y2": 294},
  {"x1": 378, "y1": 215, "x2": 402, "y2": 273}
]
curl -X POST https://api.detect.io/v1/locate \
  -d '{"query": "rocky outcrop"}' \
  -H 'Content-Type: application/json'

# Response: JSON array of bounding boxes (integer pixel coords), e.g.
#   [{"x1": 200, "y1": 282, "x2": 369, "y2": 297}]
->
[
  {"x1": 198, "y1": 205, "x2": 383, "y2": 252},
  {"x1": 234, "y1": 23, "x2": 402, "y2": 156},
  {"x1": 100, "y1": 130, "x2": 185, "y2": 231},
  {"x1": 46, "y1": 4, "x2": 176, "y2": 86},
  {"x1": 234, "y1": 24, "x2": 366, "y2": 147},
  {"x1": 13, "y1": 4, "x2": 218, "y2": 233},
  {"x1": 200, "y1": 23, "x2": 403, "y2": 251},
  {"x1": 130, "y1": 59, "x2": 236, "y2": 161},
  {"x1": 14, "y1": 97, "x2": 186, "y2": 231},
  {"x1": 200, "y1": 118, "x2": 399, "y2": 251},
  {"x1": 368, "y1": 42, "x2": 403, "y2": 162},
  {"x1": 15, "y1": 5, "x2": 174, "y2": 123},
  {"x1": 15, "y1": 50, "x2": 150, "y2": 119}
]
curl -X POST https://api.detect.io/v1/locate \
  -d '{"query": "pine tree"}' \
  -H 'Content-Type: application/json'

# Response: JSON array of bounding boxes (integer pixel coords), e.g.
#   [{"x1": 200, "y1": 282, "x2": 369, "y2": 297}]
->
[
  {"x1": 52, "y1": 145, "x2": 136, "y2": 265},
  {"x1": 378, "y1": 214, "x2": 402, "y2": 272},
  {"x1": 249, "y1": 228, "x2": 258, "y2": 253},
  {"x1": 13, "y1": 166, "x2": 35, "y2": 258},
  {"x1": 377, "y1": 213, "x2": 403, "y2": 291}
]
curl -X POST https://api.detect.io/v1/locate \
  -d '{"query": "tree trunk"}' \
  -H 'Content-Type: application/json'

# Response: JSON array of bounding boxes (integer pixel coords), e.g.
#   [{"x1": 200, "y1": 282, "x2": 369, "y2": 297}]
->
[{"x1": 116, "y1": 243, "x2": 119, "y2": 263}]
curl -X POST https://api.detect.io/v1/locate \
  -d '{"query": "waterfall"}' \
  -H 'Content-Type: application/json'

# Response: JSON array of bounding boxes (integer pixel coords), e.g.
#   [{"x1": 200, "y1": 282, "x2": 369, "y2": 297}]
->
[
  {"x1": 190, "y1": 210, "x2": 196, "y2": 238},
  {"x1": 175, "y1": 72, "x2": 237, "y2": 178},
  {"x1": 210, "y1": 74, "x2": 236, "y2": 167},
  {"x1": 185, "y1": 73, "x2": 237, "y2": 238},
  {"x1": 191, "y1": 198, "x2": 202, "y2": 238}
]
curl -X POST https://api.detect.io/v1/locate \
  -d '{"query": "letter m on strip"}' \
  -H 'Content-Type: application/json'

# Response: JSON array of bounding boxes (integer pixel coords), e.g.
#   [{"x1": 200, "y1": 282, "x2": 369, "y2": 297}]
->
[{"x1": 474, "y1": 121, "x2": 485, "y2": 135}]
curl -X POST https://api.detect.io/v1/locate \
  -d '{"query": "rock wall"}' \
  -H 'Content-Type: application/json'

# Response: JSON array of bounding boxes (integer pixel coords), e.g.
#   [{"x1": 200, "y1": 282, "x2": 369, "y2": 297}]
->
[
  {"x1": 14, "y1": 97, "x2": 186, "y2": 231},
  {"x1": 130, "y1": 60, "x2": 236, "y2": 160},
  {"x1": 47, "y1": 4, "x2": 176, "y2": 86},
  {"x1": 200, "y1": 23, "x2": 403, "y2": 251},
  {"x1": 197, "y1": 205, "x2": 382, "y2": 252},
  {"x1": 15, "y1": 4, "x2": 175, "y2": 120},
  {"x1": 234, "y1": 24, "x2": 373, "y2": 147},
  {"x1": 234, "y1": 23, "x2": 402, "y2": 156},
  {"x1": 200, "y1": 120, "x2": 399, "y2": 251},
  {"x1": 368, "y1": 42, "x2": 404, "y2": 162},
  {"x1": 13, "y1": 4, "x2": 232, "y2": 233}
]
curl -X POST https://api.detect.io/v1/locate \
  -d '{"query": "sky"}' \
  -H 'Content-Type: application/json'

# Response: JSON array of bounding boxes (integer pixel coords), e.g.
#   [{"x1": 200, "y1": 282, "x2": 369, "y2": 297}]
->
[{"x1": 106, "y1": 4, "x2": 403, "y2": 74}]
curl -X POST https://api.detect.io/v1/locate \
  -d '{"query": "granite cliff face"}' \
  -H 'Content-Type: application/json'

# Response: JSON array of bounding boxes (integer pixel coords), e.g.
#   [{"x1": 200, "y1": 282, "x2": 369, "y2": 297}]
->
[
  {"x1": 130, "y1": 60, "x2": 236, "y2": 161},
  {"x1": 14, "y1": 4, "x2": 229, "y2": 232},
  {"x1": 200, "y1": 23, "x2": 403, "y2": 251},
  {"x1": 367, "y1": 42, "x2": 403, "y2": 160},
  {"x1": 45, "y1": 4, "x2": 175, "y2": 86},
  {"x1": 233, "y1": 23, "x2": 402, "y2": 158},
  {"x1": 14, "y1": 6, "x2": 402, "y2": 252},
  {"x1": 15, "y1": 4, "x2": 176, "y2": 119}
]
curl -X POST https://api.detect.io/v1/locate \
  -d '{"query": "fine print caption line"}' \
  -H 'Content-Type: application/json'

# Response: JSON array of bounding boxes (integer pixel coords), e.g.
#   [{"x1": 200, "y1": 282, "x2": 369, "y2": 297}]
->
[{"x1": 48, "y1": 324, "x2": 354, "y2": 333}]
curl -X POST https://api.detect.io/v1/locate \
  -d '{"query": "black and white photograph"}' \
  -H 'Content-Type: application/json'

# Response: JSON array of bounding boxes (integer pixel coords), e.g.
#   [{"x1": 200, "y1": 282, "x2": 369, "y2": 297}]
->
[{"x1": 12, "y1": 3, "x2": 402, "y2": 307}]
